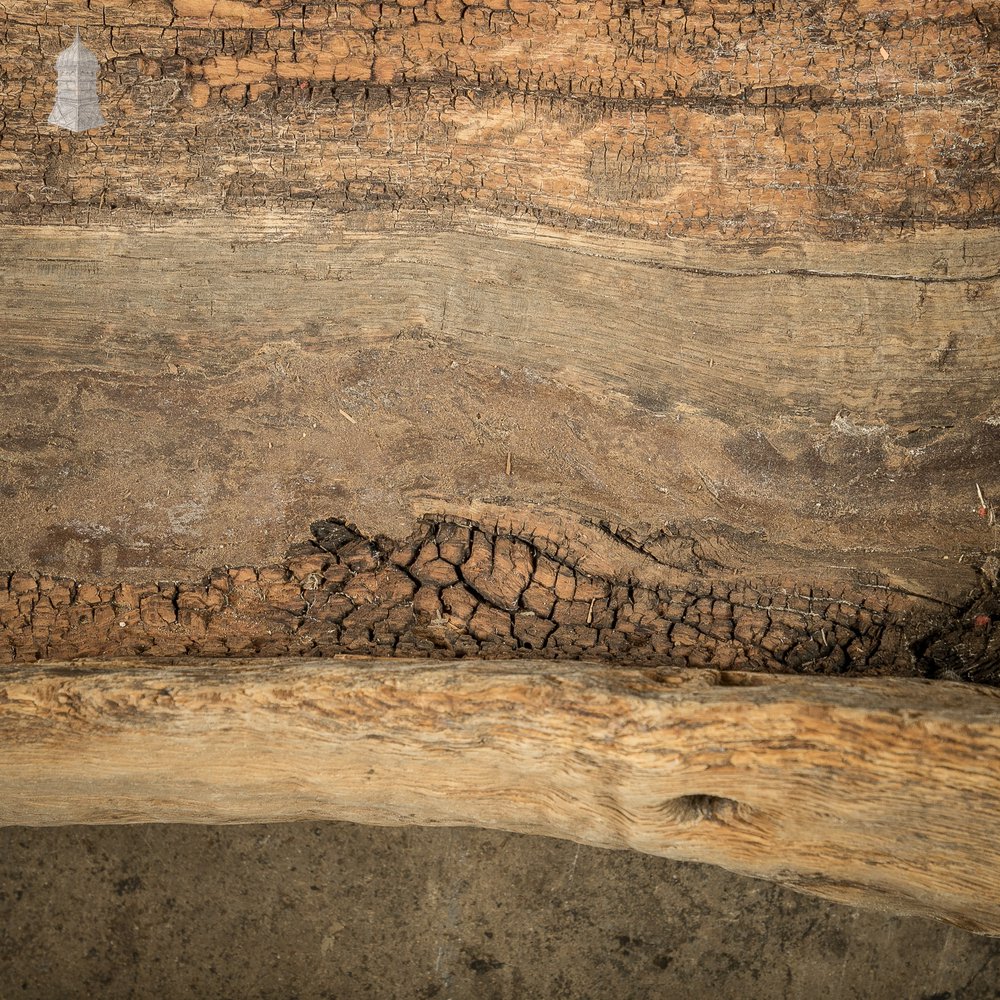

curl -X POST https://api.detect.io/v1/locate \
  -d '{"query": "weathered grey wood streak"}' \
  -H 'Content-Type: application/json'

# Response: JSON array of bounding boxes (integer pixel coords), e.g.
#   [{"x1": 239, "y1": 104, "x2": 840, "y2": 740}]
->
[
  {"x1": 2, "y1": 217, "x2": 998, "y2": 426},
  {"x1": 2, "y1": 658, "x2": 1000, "y2": 933}
]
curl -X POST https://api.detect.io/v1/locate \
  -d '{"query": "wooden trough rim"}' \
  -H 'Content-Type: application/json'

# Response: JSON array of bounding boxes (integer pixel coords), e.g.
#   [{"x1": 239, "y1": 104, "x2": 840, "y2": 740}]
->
[{"x1": 2, "y1": 657, "x2": 999, "y2": 934}]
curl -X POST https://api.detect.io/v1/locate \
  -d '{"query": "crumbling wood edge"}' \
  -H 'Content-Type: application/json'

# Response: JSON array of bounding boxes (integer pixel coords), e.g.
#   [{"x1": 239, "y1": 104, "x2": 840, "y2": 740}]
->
[{"x1": 2, "y1": 658, "x2": 999, "y2": 934}]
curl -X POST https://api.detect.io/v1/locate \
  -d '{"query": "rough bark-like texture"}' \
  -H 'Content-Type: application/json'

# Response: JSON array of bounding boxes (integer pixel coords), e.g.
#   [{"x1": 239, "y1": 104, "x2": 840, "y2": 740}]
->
[
  {"x1": 1, "y1": 8, "x2": 998, "y2": 668},
  {"x1": 2, "y1": 2, "x2": 998, "y2": 236},
  {"x1": 3, "y1": 657, "x2": 1000, "y2": 934},
  {"x1": 2, "y1": 1, "x2": 999, "y2": 937},
  {"x1": 4, "y1": 513, "x2": 1000, "y2": 684}
]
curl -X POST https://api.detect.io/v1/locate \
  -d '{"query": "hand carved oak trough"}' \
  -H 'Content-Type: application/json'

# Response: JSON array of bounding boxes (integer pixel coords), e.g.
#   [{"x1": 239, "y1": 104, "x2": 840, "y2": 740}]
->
[{"x1": 1, "y1": 0, "x2": 998, "y2": 938}]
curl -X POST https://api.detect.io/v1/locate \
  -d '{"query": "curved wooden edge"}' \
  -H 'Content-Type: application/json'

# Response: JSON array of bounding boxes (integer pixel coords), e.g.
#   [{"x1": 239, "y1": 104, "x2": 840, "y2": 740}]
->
[{"x1": 2, "y1": 658, "x2": 999, "y2": 934}]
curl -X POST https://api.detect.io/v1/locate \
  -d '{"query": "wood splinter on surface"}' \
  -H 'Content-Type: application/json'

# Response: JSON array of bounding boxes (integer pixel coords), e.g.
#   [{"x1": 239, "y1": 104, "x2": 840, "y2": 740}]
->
[{"x1": 2, "y1": 658, "x2": 1000, "y2": 935}]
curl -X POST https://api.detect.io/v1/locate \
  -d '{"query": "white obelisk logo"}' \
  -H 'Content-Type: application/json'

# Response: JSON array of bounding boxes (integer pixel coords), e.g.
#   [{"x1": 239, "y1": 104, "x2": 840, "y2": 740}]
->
[{"x1": 48, "y1": 29, "x2": 106, "y2": 132}]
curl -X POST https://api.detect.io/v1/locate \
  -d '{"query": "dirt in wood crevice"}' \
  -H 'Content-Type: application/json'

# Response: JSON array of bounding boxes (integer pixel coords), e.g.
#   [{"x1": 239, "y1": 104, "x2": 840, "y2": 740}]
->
[{"x1": 2, "y1": 516, "x2": 997, "y2": 685}]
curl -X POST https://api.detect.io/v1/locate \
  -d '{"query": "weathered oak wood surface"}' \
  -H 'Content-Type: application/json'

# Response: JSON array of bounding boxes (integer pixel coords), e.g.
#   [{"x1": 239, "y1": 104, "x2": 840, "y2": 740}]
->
[
  {"x1": 2, "y1": 3, "x2": 1000, "y2": 932},
  {"x1": 3, "y1": 657, "x2": 1000, "y2": 933},
  {"x1": 1, "y1": 3, "x2": 998, "y2": 681}
]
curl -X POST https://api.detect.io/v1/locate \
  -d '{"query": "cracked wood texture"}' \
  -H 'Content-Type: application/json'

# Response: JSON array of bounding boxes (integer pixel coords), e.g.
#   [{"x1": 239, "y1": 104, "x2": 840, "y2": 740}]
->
[
  {"x1": 3, "y1": 658, "x2": 1000, "y2": 934},
  {"x1": 5, "y1": 513, "x2": 1000, "y2": 682},
  {"x1": 1, "y1": 0, "x2": 1000, "y2": 928},
  {"x1": 0, "y1": 3, "x2": 997, "y2": 672}
]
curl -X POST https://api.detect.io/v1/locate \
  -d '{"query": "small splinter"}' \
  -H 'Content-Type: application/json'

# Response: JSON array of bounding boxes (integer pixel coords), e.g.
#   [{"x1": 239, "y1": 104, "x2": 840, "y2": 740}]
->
[
  {"x1": 505, "y1": 451, "x2": 512, "y2": 476},
  {"x1": 587, "y1": 598, "x2": 595, "y2": 625},
  {"x1": 976, "y1": 482, "x2": 996, "y2": 524},
  {"x1": 339, "y1": 409, "x2": 357, "y2": 425}
]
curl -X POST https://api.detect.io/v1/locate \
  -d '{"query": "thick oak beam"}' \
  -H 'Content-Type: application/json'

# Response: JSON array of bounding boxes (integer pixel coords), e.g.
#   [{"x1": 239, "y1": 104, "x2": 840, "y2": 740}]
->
[
  {"x1": 2, "y1": 657, "x2": 1000, "y2": 934},
  {"x1": 2, "y1": 3, "x2": 998, "y2": 677}
]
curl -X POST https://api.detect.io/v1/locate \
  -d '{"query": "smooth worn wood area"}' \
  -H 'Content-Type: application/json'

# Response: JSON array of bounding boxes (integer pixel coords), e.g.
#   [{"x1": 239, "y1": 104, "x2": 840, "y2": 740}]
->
[
  {"x1": 2, "y1": 218, "x2": 998, "y2": 427},
  {"x1": 1, "y1": 209, "x2": 998, "y2": 647},
  {"x1": 2, "y1": 657, "x2": 1000, "y2": 934}
]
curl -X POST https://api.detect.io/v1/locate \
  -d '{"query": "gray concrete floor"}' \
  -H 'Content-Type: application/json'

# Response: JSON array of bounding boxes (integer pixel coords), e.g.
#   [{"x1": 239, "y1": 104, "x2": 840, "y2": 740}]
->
[{"x1": 1, "y1": 823, "x2": 997, "y2": 999}]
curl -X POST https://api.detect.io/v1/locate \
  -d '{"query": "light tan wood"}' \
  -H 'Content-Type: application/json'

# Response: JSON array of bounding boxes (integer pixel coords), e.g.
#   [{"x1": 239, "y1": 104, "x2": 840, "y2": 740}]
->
[{"x1": 2, "y1": 657, "x2": 1000, "y2": 933}]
